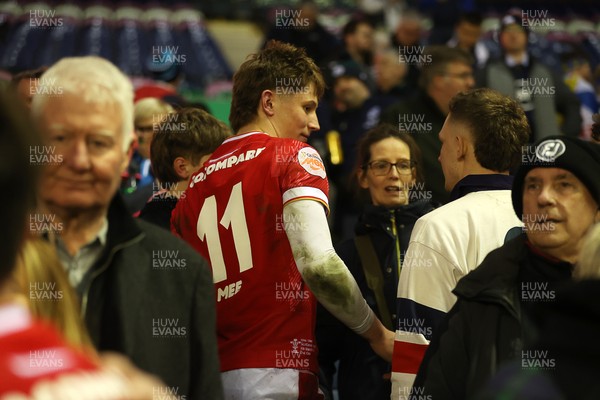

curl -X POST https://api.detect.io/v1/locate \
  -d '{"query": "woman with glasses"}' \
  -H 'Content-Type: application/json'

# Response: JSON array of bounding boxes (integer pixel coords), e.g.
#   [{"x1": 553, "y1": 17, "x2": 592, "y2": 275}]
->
[{"x1": 316, "y1": 123, "x2": 435, "y2": 400}]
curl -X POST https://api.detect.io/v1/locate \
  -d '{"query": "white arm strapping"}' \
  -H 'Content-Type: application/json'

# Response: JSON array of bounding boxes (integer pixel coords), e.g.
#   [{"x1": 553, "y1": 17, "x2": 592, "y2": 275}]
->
[{"x1": 283, "y1": 199, "x2": 375, "y2": 335}]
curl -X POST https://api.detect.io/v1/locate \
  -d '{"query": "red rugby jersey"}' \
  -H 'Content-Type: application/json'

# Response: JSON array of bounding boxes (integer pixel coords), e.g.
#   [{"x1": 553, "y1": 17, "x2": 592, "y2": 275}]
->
[{"x1": 172, "y1": 132, "x2": 329, "y2": 373}]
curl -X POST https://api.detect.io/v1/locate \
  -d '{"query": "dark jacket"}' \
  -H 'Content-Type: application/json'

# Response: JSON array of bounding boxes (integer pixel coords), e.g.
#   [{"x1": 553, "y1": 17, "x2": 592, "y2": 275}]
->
[
  {"x1": 413, "y1": 234, "x2": 573, "y2": 400},
  {"x1": 317, "y1": 200, "x2": 434, "y2": 400},
  {"x1": 381, "y1": 91, "x2": 448, "y2": 205},
  {"x1": 81, "y1": 195, "x2": 223, "y2": 399},
  {"x1": 476, "y1": 279, "x2": 600, "y2": 400},
  {"x1": 138, "y1": 195, "x2": 179, "y2": 230}
]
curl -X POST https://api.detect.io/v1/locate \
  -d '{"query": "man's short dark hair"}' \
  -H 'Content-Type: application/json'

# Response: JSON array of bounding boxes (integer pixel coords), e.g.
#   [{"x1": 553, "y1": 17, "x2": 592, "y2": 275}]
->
[
  {"x1": 418, "y1": 46, "x2": 473, "y2": 89},
  {"x1": 458, "y1": 11, "x2": 482, "y2": 26},
  {"x1": 448, "y1": 88, "x2": 531, "y2": 171},
  {"x1": 0, "y1": 90, "x2": 40, "y2": 283},
  {"x1": 342, "y1": 16, "x2": 374, "y2": 39},
  {"x1": 11, "y1": 66, "x2": 48, "y2": 84},
  {"x1": 151, "y1": 108, "x2": 231, "y2": 184}
]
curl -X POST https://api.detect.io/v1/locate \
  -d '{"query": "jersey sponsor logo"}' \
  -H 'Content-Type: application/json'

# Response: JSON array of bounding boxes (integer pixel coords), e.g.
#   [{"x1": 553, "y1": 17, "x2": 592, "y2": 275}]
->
[
  {"x1": 297, "y1": 147, "x2": 325, "y2": 179},
  {"x1": 535, "y1": 139, "x2": 566, "y2": 162},
  {"x1": 190, "y1": 147, "x2": 266, "y2": 187}
]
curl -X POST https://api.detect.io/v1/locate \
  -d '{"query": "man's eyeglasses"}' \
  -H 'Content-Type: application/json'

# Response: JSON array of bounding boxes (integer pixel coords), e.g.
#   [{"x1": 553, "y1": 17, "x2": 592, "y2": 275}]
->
[{"x1": 364, "y1": 160, "x2": 415, "y2": 176}]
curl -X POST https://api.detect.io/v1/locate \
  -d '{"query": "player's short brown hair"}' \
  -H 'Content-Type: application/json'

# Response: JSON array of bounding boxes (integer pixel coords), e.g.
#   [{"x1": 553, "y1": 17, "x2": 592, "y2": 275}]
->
[{"x1": 229, "y1": 40, "x2": 325, "y2": 132}]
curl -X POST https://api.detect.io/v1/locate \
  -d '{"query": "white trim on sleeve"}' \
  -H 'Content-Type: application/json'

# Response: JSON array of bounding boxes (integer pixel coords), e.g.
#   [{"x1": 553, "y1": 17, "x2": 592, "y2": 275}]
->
[{"x1": 282, "y1": 186, "x2": 328, "y2": 207}]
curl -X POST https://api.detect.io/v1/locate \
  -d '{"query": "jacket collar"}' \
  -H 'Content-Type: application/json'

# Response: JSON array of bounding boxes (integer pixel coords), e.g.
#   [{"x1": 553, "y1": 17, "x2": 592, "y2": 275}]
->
[
  {"x1": 105, "y1": 193, "x2": 144, "y2": 250},
  {"x1": 449, "y1": 174, "x2": 514, "y2": 202},
  {"x1": 355, "y1": 200, "x2": 434, "y2": 235}
]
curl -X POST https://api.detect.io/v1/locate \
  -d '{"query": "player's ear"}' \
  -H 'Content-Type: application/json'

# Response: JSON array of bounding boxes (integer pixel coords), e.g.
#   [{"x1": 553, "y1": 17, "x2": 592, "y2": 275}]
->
[
  {"x1": 173, "y1": 157, "x2": 190, "y2": 179},
  {"x1": 261, "y1": 90, "x2": 275, "y2": 117}
]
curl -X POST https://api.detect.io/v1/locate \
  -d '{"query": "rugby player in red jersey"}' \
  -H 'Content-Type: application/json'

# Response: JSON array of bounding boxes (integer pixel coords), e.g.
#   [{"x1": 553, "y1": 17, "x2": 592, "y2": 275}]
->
[{"x1": 172, "y1": 41, "x2": 394, "y2": 399}]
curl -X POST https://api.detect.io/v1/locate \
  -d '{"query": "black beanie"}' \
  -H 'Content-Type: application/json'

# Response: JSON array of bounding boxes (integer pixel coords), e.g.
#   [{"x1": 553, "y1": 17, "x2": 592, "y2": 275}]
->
[{"x1": 512, "y1": 136, "x2": 600, "y2": 218}]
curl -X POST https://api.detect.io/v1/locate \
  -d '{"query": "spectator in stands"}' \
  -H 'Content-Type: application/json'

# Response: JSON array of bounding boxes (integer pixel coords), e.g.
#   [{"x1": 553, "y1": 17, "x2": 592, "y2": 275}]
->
[
  {"x1": 593, "y1": 113, "x2": 600, "y2": 142},
  {"x1": 373, "y1": 49, "x2": 410, "y2": 100},
  {"x1": 30, "y1": 56, "x2": 223, "y2": 399},
  {"x1": 324, "y1": 60, "x2": 397, "y2": 238},
  {"x1": 317, "y1": 124, "x2": 435, "y2": 400},
  {"x1": 381, "y1": 46, "x2": 475, "y2": 205},
  {"x1": 263, "y1": 0, "x2": 340, "y2": 67},
  {"x1": 338, "y1": 16, "x2": 376, "y2": 88},
  {"x1": 476, "y1": 10, "x2": 581, "y2": 142},
  {"x1": 391, "y1": 9, "x2": 424, "y2": 93},
  {"x1": 138, "y1": 107, "x2": 231, "y2": 230},
  {"x1": 391, "y1": 88, "x2": 529, "y2": 399},
  {"x1": 447, "y1": 11, "x2": 489, "y2": 69},
  {"x1": 562, "y1": 51, "x2": 600, "y2": 141},
  {"x1": 11, "y1": 67, "x2": 47, "y2": 109},
  {"x1": 412, "y1": 135, "x2": 600, "y2": 400},
  {"x1": 122, "y1": 98, "x2": 174, "y2": 214},
  {"x1": 0, "y1": 89, "x2": 176, "y2": 400}
]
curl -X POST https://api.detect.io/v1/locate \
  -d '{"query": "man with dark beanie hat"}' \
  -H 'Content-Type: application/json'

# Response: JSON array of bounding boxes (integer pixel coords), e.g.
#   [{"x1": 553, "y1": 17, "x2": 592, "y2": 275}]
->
[{"x1": 409, "y1": 136, "x2": 600, "y2": 400}]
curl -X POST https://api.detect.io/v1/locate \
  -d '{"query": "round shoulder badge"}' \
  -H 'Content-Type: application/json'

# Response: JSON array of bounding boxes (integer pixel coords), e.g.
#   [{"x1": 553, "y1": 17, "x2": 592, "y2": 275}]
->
[
  {"x1": 297, "y1": 147, "x2": 326, "y2": 179},
  {"x1": 535, "y1": 139, "x2": 566, "y2": 162}
]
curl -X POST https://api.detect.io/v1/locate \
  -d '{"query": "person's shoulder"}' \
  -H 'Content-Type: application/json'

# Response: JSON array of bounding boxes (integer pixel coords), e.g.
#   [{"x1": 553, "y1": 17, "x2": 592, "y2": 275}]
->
[
  {"x1": 454, "y1": 234, "x2": 527, "y2": 297},
  {"x1": 135, "y1": 219, "x2": 209, "y2": 266}
]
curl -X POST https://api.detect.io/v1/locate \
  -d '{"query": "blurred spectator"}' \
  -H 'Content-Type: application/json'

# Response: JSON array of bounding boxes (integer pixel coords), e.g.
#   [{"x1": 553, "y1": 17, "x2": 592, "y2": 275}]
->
[
  {"x1": 339, "y1": 16, "x2": 376, "y2": 88},
  {"x1": 562, "y1": 51, "x2": 600, "y2": 141},
  {"x1": 324, "y1": 60, "x2": 398, "y2": 238},
  {"x1": 447, "y1": 12, "x2": 489, "y2": 69},
  {"x1": 381, "y1": 46, "x2": 475, "y2": 205},
  {"x1": 476, "y1": 11, "x2": 581, "y2": 142},
  {"x1": 30, "y1": 56, "x2": 223, "y2": 399},
  {"x1": 122, "y1": 98, "x2": 174, "y2": 214},
  {"x1": 373, "y1": 49, "x2": 411, "y2": 100},
  {"x1": 317, "y1": 124, "x2": 435, "y2": 400},
  {"x1": 412, "y1": 135, "x2": 600, "y2": 400},
  {"x1": 593, "y1": 113, "x2": 600, "y2": 142},
  {"x1": 14, "y1": 237, "x2": 94, "y2": 351},
  {"x1": 11, "y1": 67, "x2": 47, "y2": 109},
  {"x1": 138, "y1": 107, "x2": 231, "y2": 230},
  {"x1": 391, "y1": 9, "x2": 424, "y2": 92},
  {"x1": 0, "y1": 88, "x2": 176, "y2": 400},
  {"x1": 391, "y1": 88, "x2": 529, "y2": 398},
  {"x1": 263, "y1": 0, "x2": 340, "y2": 67}
]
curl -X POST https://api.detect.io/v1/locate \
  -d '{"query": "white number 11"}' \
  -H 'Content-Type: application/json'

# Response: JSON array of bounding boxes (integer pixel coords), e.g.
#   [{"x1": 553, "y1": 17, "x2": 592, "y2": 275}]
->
[{"x1": 197, "y1": 182, "x2": 253, "y2": 283}]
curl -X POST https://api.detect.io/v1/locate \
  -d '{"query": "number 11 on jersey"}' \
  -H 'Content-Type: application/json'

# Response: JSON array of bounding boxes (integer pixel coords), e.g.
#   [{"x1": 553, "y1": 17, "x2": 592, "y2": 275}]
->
[{"x1": 197, "y1": 182, "x2": 253, "y2": 283}]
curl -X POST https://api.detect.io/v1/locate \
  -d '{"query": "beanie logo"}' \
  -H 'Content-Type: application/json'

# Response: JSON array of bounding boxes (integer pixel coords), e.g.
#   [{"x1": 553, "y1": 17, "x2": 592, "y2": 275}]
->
[{"x1": 535, "y1": 139, "x2": 566, "y2": 162}]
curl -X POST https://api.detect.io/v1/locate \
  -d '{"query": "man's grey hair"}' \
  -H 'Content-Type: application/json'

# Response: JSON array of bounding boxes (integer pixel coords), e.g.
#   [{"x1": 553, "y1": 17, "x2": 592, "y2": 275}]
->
[{"x1": 31, "y1": 56, "x2": 134, "y2": 152}]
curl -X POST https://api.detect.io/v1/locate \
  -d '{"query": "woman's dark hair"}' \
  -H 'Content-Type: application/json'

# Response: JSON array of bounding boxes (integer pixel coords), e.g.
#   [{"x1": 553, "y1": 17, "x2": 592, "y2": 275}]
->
[{"x1": 352, "y1": 123, "x2": 424, "y2": 203}]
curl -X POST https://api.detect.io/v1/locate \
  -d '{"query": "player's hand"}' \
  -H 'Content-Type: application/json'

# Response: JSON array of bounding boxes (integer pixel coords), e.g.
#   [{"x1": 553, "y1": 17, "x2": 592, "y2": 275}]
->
[{"x1": 362, "y1": 318, "x2": 395, "y2": 362}]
